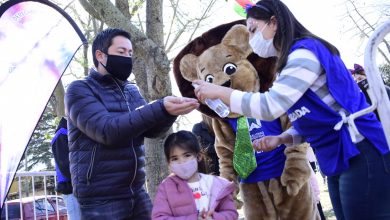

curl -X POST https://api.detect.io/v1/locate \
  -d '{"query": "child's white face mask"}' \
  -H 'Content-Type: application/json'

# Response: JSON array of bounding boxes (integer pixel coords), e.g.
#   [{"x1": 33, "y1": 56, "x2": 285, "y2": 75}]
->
[
  {"x1": 170, "y1": 158, "x2": 198, "y2": 180},
  {"x1": 249, "y1": 24, "x2": 278, "y2": 58}
]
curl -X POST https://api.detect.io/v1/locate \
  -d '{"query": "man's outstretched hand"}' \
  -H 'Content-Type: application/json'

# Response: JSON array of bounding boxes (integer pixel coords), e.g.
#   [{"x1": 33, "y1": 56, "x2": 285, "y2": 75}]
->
[{"x1": 163, "y1": 96, "x2": 199, "y2": 116}]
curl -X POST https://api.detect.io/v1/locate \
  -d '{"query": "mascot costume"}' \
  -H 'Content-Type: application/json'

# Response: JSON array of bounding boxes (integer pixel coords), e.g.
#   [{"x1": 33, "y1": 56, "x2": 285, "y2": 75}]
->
[{"x1": 173, "y1": 20, "x2": 320, "y2": 220}]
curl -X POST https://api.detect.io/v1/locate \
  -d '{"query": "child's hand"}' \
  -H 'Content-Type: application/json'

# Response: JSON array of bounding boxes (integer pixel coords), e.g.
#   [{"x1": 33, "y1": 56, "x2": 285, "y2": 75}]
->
[
  {"x1": 198, "y1": 209, "x2": 207, "y2": 220},
  {"x1": 205, "y1": 210, "x2": 214, "y2": 220},
  {"x1": 253, "y1": 136, "x2": 281, "y2": 152},
  {"x1": 198, "y1": 209, "x2": 214, "y2": 220}
]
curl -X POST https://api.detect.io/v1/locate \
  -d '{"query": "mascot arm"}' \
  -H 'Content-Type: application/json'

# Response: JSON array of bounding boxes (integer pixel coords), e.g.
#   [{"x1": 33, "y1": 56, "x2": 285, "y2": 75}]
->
[
  {"x1": 278, "y1": 115, "x2": 311, "y2": 196},
  {"x1": 212, "y1": 118, "x2": 244, "y2": 209},
  {"x1": 212, "y1": 118, "x2": 237, "y2": 182}
]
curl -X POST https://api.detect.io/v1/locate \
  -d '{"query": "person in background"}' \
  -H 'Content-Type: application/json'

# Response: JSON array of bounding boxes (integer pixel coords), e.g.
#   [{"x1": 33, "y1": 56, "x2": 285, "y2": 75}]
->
[
  {"x1": 51, "y1": 117, "x2": 81, "y2": 220},
  {"x1": 152, "y1": 130, "x2": 238, "y2": 220},
  {"x1": 192, "y1": 0, "x2": 390, "y2": 219},
  {"x1": 307, "y1": 144, "x2": 326, "y2": 220},
  {"x1": 65, "y1": 28, "x2": 199, "y2": 220},
  {"x1": 192, "y1": 114, "x2": 220, "y2": 175},
  {"x1": 349, "y1": 63, "x2": 390, "y2": 119}
]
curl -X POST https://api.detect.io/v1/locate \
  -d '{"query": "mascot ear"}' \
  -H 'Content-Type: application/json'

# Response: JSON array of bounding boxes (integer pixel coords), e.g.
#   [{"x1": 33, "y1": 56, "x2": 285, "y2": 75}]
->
[
  {"x1": 180, "y1": 54, "x2": 199, "y2": 82},
  {"x1": 221, "y1": 24, "x2": 252, "y2": 57}
]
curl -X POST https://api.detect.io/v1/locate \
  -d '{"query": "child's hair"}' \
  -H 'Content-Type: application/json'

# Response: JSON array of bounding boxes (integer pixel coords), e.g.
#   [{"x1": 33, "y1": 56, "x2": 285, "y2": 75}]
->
[{"x1": 164, "y1": 130, "x2": 207, "y2": 173}]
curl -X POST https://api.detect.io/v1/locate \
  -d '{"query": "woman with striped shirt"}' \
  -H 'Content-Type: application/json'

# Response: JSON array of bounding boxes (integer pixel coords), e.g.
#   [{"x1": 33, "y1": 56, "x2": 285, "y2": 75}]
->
[{"x1": 193, "y1": 0, "x2": 390, "y2": 219}]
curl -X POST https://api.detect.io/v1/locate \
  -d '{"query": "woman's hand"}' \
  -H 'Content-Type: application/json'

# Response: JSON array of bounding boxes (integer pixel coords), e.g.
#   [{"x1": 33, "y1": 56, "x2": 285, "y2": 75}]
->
[
  {"x1": 253, "y1": 136, "x2": 282, "y2": 152},
  {"x1": 193, "y1": 80, "x2": 233, "y2": 105}
]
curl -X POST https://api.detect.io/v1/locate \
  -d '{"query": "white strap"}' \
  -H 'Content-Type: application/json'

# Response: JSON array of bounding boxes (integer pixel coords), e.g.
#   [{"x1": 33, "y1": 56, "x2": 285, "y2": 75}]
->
[{"x1": 333, "y1": 110, "x2": 362, "y2": 143}]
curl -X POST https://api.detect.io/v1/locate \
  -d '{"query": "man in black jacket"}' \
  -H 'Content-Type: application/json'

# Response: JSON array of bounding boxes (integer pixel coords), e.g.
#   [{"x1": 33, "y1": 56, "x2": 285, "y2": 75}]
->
[{"x1": 65, "y1": 28, "x2": 199, "y2": 220}]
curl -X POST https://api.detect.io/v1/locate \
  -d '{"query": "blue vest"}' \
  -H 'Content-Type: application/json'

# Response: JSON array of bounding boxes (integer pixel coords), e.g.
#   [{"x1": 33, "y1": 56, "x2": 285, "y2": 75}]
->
[
  {"x1": 228, "y1": 118, "x2": 286, "y2": 183},
  {"x1": 56, "y1": 165, "x2": 69, "y2": 183},
  {"x1": 52, "y1": 128, "x2": 70, "y2": 183},
  {"x1": 287, "y1": 38, "x2": 388, "y2": 176}
]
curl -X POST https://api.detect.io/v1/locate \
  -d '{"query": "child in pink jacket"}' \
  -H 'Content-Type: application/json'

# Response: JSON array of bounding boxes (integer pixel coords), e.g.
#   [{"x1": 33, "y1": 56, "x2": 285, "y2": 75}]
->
[{"x1": 152, "y1": 130, "x2": 238, "y2": 220}]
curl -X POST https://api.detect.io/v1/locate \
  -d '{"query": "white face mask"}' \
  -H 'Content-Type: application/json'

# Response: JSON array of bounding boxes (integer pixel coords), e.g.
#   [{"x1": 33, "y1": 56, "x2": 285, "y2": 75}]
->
[
  {"x1": 169, "y1": 158, "x2": 198, "y2": 180},
  {"x1": 249, "y1": 24, "x2": 278, "y2": 58}
]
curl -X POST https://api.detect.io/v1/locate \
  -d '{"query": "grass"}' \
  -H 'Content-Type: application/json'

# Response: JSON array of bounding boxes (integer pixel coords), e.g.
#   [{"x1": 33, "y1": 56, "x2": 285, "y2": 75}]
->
[{"x1": 317, "y1": 172, "x2": 336, "y2": 220}]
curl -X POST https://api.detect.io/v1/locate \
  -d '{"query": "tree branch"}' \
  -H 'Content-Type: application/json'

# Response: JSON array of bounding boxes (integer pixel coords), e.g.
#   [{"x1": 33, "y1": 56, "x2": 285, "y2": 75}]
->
[
  {"x1": 146, "y1": 0, "x2": 164, "y2": 47},
  {"x1": 78, "y1": 0, "x2": 101, "y2": 20},
  {"x1": 346, "y1": 0, "x2": 390, "y2": 63},
  {"x1": 165, "y1": 21, "x2": 190, "y2": 54},
  {"x1": 137, "y1": 13, "x2": 145, "y2": 34},
  {"x1": 115, "y1": 0, "x2": 131, "y2": 20},
  {"x1": 164, "y1": 0, "x2": 180, "y2": 50},
  {"x1": 187, "y1": 0, "x2": 217, "y2": 42}
]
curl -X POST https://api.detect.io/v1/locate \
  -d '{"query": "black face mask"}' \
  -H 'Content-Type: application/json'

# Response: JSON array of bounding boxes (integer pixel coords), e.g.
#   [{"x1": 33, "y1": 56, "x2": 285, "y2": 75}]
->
[
  {"x1": 101, "y1": 54, "x2": 132, "y2": 81},
  {"x1": 357, "y1": 78, "x2": 369, "y2": 90}
]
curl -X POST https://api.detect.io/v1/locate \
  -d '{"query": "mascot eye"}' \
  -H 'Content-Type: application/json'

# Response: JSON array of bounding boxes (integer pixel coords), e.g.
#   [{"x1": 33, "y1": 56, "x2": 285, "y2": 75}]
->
[
  {"x1": 223, "y1": 63, "x2": 237, "y2": 75},
  {"x1": 205, "y1": 74, "x2": 214, "y2": 83}
]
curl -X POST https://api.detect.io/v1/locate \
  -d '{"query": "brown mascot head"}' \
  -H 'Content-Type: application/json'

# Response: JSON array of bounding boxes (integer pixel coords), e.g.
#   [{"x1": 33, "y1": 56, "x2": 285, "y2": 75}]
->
[{"x1": 173, "y1": 20, "x2": 277, "y2": 118}]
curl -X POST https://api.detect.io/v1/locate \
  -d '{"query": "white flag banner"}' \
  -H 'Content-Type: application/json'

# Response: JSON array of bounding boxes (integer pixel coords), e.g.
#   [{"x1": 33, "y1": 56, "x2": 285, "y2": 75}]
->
[{"x1": 0, "y1": 0, "x2": 86, "y2": 208}]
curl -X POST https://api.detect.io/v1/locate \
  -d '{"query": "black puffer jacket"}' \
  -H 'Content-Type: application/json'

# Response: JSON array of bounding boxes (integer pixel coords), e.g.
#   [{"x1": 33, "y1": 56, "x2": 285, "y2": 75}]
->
[{"x1": 65, "y1": 69, "x2": 176, "y2": 202}]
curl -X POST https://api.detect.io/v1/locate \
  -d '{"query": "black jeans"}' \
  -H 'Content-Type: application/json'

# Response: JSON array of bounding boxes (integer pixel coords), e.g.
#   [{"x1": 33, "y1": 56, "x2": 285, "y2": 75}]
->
[{"x1": 78, "y1": 189, "x2": 152, "y2": 220}]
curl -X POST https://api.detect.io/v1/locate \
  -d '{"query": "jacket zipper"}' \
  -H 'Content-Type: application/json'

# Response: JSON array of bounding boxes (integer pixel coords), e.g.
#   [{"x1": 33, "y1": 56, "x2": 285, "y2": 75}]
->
[
  {"x1": 112, "y1": 78, "x2": 137, "y2": 194},
  {"x1": 86, "y1": 145, "x2": 97, "y2": 185}
]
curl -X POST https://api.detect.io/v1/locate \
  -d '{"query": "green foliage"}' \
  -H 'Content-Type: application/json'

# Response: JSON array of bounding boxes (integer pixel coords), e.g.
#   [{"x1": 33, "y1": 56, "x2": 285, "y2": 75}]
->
[
  {"x1": 379, "y1": 63, "x2": 390, "y2": 86},
  {"x1": 18, "y1": 103, "x2": 57, "y2": 171}
]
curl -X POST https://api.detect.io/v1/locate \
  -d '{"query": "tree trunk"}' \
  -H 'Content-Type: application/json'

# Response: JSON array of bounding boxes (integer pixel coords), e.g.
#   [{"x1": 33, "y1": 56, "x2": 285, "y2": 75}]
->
[
  {"x1": 144, "y1": 129, "x2": 171, "y2": 199},
  {"x1": 53, "y1": 81, "x2": 66, "y2": 117},
  {"x1": 144, "y1": 0, "x2": 170, "y2": 200}
]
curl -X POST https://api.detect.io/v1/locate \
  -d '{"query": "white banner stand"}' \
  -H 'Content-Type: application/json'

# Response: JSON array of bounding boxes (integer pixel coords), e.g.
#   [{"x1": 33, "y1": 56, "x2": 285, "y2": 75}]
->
[{"x1": 363, "y1": 20, "x2": 390, "y2": 149}]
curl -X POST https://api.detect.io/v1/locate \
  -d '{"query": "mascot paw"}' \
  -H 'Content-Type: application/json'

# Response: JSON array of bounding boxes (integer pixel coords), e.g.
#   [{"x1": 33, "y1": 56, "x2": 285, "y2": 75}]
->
[
  {"x1": 281, "y1": 143, "x2": 311, "y2": 196},
  {"x1": 220, "y1": 172, "x2": 237, "y2": 183},
  {"x1": 234, "y1": 196, "x2": 244, "y2": 209},
  {"x1": 269, "y1": 178, "x2": 284, "y2": 204},
  {"x1": 284, "y1": 181, "x2": 300, "y2": 196}
]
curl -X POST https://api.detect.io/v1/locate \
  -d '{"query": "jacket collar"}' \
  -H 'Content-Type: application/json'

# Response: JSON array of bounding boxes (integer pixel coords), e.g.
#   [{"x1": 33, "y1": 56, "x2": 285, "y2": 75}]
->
[{"x1": 89, "y1": 68, "x2": 127, "y2": 86}]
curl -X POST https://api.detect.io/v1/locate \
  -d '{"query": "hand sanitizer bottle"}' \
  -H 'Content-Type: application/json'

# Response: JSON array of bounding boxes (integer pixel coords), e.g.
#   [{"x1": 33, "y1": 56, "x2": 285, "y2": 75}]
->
[{"x1": 192, "y1": 83, "x2": 230, "y2": 118}]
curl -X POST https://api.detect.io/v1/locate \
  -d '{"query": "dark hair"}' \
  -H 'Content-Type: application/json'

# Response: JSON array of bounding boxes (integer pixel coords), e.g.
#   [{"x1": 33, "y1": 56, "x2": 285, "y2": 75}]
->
[
  {"x1": 247, "y1": 0, "x2": 339, "y2": 72},
  {"x1": 201, "y1": 114, "x2": 214, "y2": 135},
  {"x1": 91, "y1": 28, "x2": 131, "y2": 68},
  {"x1": 164, "y1": 130, "x2": 207, "y2": 173},
  {"x1": 351, "y1": 63, "x2": 365, "y2": 75}
]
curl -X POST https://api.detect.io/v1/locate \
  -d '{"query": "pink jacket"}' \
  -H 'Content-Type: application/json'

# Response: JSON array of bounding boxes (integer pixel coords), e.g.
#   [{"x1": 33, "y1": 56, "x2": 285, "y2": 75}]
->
[
  {"x1": 152, "y1": 174, "x2": 238, "y2": 220},
  {"x1": 309, "y1": 169, "x2": 321, "y2": 204}
]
